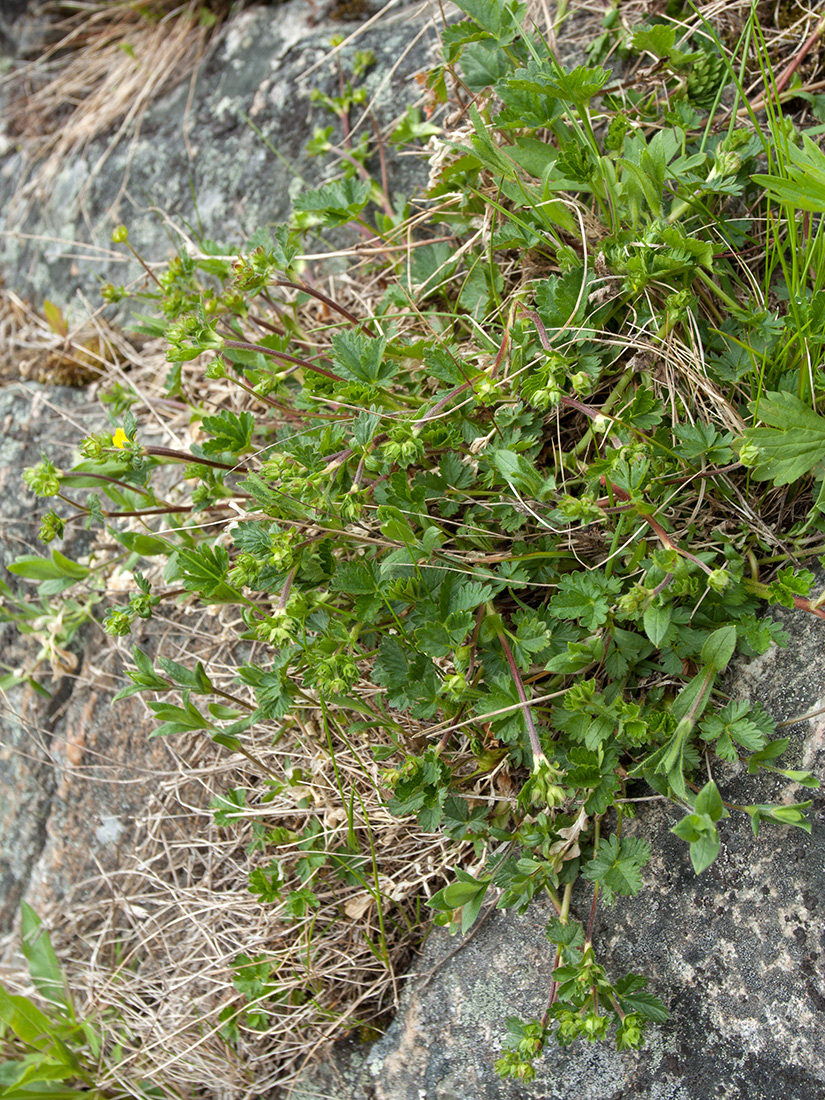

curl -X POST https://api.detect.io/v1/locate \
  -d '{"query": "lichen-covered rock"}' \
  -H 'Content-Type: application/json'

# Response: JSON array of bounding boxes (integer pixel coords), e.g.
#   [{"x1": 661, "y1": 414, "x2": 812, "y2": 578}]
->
[
  {"x1": 295, "y1": 596, "x2": 825, "y2": 1100},
  {"x1": 0, "y1": 0, "x2": 436, "y2": 314}
]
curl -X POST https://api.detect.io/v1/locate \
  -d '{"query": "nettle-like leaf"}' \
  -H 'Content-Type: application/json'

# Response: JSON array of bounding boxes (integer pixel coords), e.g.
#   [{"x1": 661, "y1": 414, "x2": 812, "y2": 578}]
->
[
  {"x1": 453, "y1": 0, "x2": 526, "y2": 41},
  {"x1": 582, "y1": 834, "x2": 651, "y2": 902},
  {"x1": 535, "y1": 268, "x2": 592, "y2": 334},
  {"x1": 293, "y1": 178, "x2": 371, "y2": 227},
  {"x1": 548, "y1": 571, "x2": 622, "y2": 630},
  {"x1": 201, "y1": 410, "x2": 255, "y2": 456},
  {"x1": 171, "y1": 545, "x2": 245, "y2": 604},
  {"x1": 504, "y1": 59, "x2": 610, "y2": 107},
  {"x1": 741, "y1": 390, "x2": 825, "y2": 484},
  {"x1": 614, "y1": 975, "x2": 668, "y2": 1023},
  {"x1": 331, "y1": 330, "x2": 394, "y2": 386},
  {"x1": 630, "y1": 23, "x2": 677, "y2": 58},
  {"x1": 388, "y1": 747, "x2": 452, "y2": 830}
]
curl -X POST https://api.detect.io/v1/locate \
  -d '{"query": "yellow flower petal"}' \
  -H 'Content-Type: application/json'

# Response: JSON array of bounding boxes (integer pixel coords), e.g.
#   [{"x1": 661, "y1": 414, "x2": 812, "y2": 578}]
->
[{"x1": 112, "y1": 428, "x2": 129, "y2": 449}]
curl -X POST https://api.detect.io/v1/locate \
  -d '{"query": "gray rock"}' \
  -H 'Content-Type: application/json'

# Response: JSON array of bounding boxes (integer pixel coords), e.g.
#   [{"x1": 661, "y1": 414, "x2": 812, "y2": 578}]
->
[
  {"x1": 295, "y1": 594, "x2": 825, "y2": 1099},
  {"x1": 0, "y1": 382, "x2": 175, "y2": 932},
  {"x1": 0, "y1": 0, "x2": 436, "y2": 315}
]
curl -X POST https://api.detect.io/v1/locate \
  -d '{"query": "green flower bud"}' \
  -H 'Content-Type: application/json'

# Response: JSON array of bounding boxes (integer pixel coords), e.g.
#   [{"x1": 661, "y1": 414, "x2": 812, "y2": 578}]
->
[
  {"x1": 269, "y1": 531, "x2": 294, "y2": 572},
  {"x1": 228, "y1": 551, "x2": 263, "y2": 588},
  {"x1": 315, "y1": 653, "x2": 359, "y2": 696},
  {"x1": 205, "y1": 356, "x2": 228, "y2": 379},
  {"x1": 617, "y1": 1013, "x2": 645, "y2": 1050},
  {"x1": 617, "y1": 584, "x2": 650, "y2": 616},
  {"x1": 80, "y1": 434, "x2": 117, "y2": 461},
  {"x1": 473, "y1": 378, "x2": 499, "y2": 404},
  {"x1": 23, "y1": 460, "x2": 61, "y2": 498},
  {"x1": 706, "y1": 567, "x2": 730, "y2": 593},
  {"x1": 339, "y1": 491, "x2": 365, "y2": 522},
  {"x1": 442, "y1": 671, "x2": 469, "y2": 701},
  {"x1": 524, "y1": 756, "x2": 567, "y2": 810},
  {"x1": 129, "y1": 593, "x2": 154, "y2": 620},
  {"x1": 253, "y1": 611, "x2": 297, "y2": 646},
  {"x1": 101, "y1": 283, "x2": 127, "y2": 303},
  {"x1": 737, "y1": 440, "x2": 760, "y2": 468},
  {"x1": 581, "y1": 1012, "x2": 609, "y2": 1041},
  {"x1": 531, "y1": 383, "x2": 562, "y2": 411},
  {"x1": 111, "y1": 225, "x2": 129, "y2": 244},
  {"x1": 103, "y1": 608, "x2": 133, "y2": 636},
  {"x1": 184, "y1": 463, "x2": 210, "y2": 480},
  {"x1": 38, "y1": 512, "x2": 65, "y2": 543},
  {"x1": 713, "y1": 150, "x2": 741, "y2": 177}
]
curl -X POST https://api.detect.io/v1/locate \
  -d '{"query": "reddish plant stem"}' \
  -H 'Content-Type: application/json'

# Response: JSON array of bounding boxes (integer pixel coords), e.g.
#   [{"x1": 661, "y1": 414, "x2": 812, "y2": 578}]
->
[
  {"x1": 750, "y1": 13, "x2": 825, "y2": 112},
  {"x1": 61, "y1": 471, "x2": 154, "y2": 497},
  {"x1": 221, "y1": 338, "x2": 344, "y2": 382},
  {"x1": 272, "y1": 279, "x2": 369, "y2": 331},
  {"x1": 497, "y1": 630, "x2": 544, "y2": 765},
  {"x1": 602, "y1": 479, "x2": 715, "y2": 576},
  {"x1": 144, "y1": 446, "x2": 248, "y2": 473},
  {"x1": 540, "y1": 945, "x2": 563, "y2": 1028},
  {"x1": 415, "y1": 328, "x2": 510, "y2": 427}
]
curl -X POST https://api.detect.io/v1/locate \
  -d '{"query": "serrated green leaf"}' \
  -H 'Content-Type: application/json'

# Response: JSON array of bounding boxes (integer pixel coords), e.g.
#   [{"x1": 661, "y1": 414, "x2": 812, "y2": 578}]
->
[
  {"x1": 741, "y1": 391, "x2": 825, "y2": 485},
  {"x1": 630, "y1": 23, "x2": 677, "y2": 58},
  {"x1": 293, "y1": 178, "x2": 371, "y2": 227}
]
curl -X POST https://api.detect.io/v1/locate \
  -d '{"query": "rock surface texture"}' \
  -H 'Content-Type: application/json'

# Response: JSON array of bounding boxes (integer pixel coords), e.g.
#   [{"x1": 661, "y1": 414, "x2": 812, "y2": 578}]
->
[
  {"x1": 295, "y1": 597, "x2": 825, "y2": 1100},
  {"x1": 0, "y1": 0, "x2": 436, "y2": 313},
  {"x1": 0, "y1": 384, "x2": 179, "y2": 934}
]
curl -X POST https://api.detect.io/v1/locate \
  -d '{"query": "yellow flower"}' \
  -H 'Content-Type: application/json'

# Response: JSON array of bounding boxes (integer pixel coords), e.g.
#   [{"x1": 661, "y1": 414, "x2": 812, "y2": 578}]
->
[{"x1": 112, "y1": 428, "x2": 129, "y2": 449}]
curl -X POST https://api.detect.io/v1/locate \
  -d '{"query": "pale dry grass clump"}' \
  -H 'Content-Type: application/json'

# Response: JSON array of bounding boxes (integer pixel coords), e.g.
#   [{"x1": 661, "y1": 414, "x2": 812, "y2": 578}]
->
[
  {"x1": 1, "y1": 616, "x2": 460, "y2": 1098},
  {"x1": 0, "y1": 280, "x2": 156, "y2": 387},
  {"x1": 3, "y1": 1, "x2": 227, "y2": 219}
]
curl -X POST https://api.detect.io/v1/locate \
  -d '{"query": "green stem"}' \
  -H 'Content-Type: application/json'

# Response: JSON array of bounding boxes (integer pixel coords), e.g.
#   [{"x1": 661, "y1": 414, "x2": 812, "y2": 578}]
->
[{"x1": 693, "y1": 267, "x2": 741, "y2": 312}]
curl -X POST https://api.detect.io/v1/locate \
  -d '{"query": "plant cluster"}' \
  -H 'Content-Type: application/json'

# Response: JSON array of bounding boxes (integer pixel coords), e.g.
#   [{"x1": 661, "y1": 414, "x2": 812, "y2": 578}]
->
[
  {"x1": 0, "y1": 904, "x2": 154, "y2": 1099},
  {"x1": 4, "y1": 0, "x2": 825, "y2": 1086}
]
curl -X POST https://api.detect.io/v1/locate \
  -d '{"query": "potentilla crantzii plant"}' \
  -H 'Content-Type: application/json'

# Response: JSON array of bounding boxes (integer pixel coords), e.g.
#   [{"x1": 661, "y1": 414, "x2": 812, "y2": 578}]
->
[{"x1": 7, "y1": 0, "x2": 825, "y2": 1083}]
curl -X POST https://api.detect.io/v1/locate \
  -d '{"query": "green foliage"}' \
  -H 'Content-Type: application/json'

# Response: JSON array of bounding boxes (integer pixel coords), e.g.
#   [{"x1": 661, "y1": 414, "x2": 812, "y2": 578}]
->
[
  {"x1": 0, "y1": 904, "x2": 143, "y2": 1098},
  {"x1": 6, "y1": 0, "x2": 825, "y2": 1083}
]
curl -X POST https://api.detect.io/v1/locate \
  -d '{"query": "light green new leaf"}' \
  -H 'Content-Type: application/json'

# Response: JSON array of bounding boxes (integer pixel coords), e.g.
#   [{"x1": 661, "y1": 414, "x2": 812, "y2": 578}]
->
[
  {"x1": 700, "y1": 624, "x2": 737, "y2": 672},
  {"x1": 0, "y1": 988, "x2": 53, "y2": 1049},
  {"x1": 753, "y1": 133, "x2": 825, "y2": 213},
  {"x1": 20, "y1": 905, "x2": 68, "y2": 1011}
]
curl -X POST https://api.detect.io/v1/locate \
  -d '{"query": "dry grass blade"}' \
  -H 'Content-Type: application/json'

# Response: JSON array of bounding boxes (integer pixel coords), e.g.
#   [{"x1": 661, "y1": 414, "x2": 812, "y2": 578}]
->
[
  {"x1": 0, "y1": 599, "x2": 459, "y2": 1099},
  {"x1": 4, "y1": 1, "x2": 225, "y2": 218}
]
